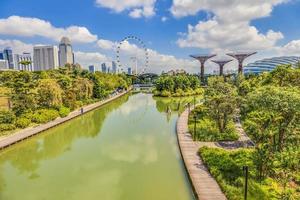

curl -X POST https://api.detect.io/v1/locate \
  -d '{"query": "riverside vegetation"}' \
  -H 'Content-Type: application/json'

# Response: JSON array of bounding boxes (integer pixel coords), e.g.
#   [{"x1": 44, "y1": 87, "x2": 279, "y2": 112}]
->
[
  {"x1": 0, "y1": 64, "x2": 131, "y2": 135},
  {"x1": 192, "y1": 65, "x2": 300, "y2": 199},
  {"x1": 153, "y1": 74, "x2": 204, "y2": 97}
]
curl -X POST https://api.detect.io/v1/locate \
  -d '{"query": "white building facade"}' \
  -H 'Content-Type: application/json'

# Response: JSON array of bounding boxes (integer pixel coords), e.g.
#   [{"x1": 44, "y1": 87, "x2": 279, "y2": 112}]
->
[
  {"x1": 0, "y1": 60, "x2": 8, "y2": 70},
  {"x1": 33, "y1": 45, "x2": 59, "y2": 71},
  {"x1": 15, "y1": 53, "x2": 33, "y2": 71}
]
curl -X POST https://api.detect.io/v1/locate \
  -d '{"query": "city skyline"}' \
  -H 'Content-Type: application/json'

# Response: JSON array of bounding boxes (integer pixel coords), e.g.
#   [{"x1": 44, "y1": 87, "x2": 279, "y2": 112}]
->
[{"x1": 1, "y1": 1, "x2": 300, "y2": 73}]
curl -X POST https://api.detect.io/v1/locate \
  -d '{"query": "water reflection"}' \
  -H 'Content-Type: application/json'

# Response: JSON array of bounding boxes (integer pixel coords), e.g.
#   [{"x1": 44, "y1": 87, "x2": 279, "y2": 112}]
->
[
  {"x1": 0, "y1": 93, "x2": 194, "y2": 200},
  {"x1": 0, "y1": 94, "x2": 129, "y2": 176}
]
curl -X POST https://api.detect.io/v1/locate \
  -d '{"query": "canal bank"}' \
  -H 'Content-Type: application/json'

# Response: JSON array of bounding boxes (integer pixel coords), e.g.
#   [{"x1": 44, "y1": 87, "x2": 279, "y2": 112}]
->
[
  {"x1": 176, "y1": 107, "x2": 227, "y2": 200},
  {"x1": 0, "y1": 88, "x2": 132, "y2": 150}
]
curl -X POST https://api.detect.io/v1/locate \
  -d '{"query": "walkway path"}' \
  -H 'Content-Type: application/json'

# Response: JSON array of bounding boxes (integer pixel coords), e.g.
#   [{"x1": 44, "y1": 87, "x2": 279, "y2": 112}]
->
[
  {"x1": 176, "y1": 107, "x2": 227, "y2": 200},
  {"x1": 0, "y1": 89, "x2": 131, "y2": 150}
]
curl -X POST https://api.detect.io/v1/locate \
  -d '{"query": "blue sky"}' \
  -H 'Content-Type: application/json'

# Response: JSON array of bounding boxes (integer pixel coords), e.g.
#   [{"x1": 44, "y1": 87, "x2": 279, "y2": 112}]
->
[{"x1": 0, "y1": 0, "x2": 300, "y2": 73}]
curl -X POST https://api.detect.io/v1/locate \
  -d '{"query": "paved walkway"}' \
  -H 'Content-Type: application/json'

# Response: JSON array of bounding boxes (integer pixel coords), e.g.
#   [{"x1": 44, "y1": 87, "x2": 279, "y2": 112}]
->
[
  {"x1": 176, "y1": 108, "x2": 227, "y2": 200},
  {"x1": 0, "y1": 89, "x2": 131, "y2": 150}
]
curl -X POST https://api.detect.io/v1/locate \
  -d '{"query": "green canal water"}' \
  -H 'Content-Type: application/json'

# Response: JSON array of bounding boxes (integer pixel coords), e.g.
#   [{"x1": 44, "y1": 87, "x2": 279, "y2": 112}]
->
[{"x1": 0, "y1": 93, "x2": 197, "y2": 200}]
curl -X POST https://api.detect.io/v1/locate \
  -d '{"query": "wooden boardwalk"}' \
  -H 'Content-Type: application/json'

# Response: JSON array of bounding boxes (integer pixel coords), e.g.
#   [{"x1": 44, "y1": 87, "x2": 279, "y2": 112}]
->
[
  {"x1": 0, "y1": 89, "x2": 131, "y2": 150},
  {"x1": 176, "y1": 108, "x2": 227, "y2": 200}
]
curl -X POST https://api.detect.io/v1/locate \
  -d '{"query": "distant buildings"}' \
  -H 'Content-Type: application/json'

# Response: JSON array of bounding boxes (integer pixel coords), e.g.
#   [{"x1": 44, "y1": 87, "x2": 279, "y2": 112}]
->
[
  {"x1": 59, "y1": 37, "x2": 74, "y2": 66},
  {"x1": 3, "y1": 48, "x2": 14, "y2": 69},
  {"x1": 0, "y1": 60, "x2": 8, "y2": 70},
  {"x1": 89, "y1": 65, "x2": 95, "y2": 73},
  {"x1": 15, "y1": 52, "x2": 33, "y2": 71},
  {"x1": 164, "y1": 69, "x2": 186, "y2": 76},
  {"x1": 127, "y1": 67, "x2": 132, "y2": 75},
  {"x1": 244, "y1": 56, "x2": 300, "y2": 74},
  {"x1": 33, "y1": 45, "x2": 59, "y2": 71},
  {"x1": 101, "y1": 63, "x2": 107, "y2": 73},
  {"x1": 0, "y1": 52, "x2": 3, "y2": 60},
  {"x1": 112, "y1": 61, "x2": 117, "y2": 74}
]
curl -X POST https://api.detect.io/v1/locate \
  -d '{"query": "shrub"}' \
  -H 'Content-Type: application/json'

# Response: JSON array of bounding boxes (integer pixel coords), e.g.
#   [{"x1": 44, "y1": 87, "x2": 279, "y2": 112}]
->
[
  {"x1": 15, "y1": 117, "x2": 31, "y2": 128},
  {"x1": 58, "y1": 106, "x2": 70, "y2": 118},
  {"x1": 32, "y1": 109, "x2": 59, "y2": 124},
  {"x1": 160, "y1": 90, "x2": 171, "y2": 97},
  {"x1": 0, "y1": 123, "x2": 16, "y2": 131},
  {"x1": 0, "y1": 110, "x2": 16, "y2": 124}
]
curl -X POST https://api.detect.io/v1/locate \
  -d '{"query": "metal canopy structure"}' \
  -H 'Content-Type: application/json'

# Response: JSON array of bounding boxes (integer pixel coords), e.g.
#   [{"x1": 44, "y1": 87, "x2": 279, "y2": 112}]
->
[
  {"x1": 190, "y1": 54, "x2": 216, "y2": 83},
  {"x1": 227, "y1": 52, "x2": 256, "y2": 74},
  {"x1": 211, "y1": 59, "x2": 233, "y2": 76}
]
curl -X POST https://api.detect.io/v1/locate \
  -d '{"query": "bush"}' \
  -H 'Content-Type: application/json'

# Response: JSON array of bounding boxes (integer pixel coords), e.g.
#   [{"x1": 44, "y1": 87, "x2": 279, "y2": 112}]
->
[
  {"x1": 32, "y1": 109, "x2": 59, "y2": 124},
  {"x1": 199, "y1": 147, "x2": 272, "y2": 200},
  {"x1": 15, "y1": 117, "x2": 31, "y2": 128},
  {"x1": 0, "y1": 110, "x2": 16, "y2": 124},
  {"x1": 0, "y1": 123, "x2": 16, "y2": 131},
  {"x1": 160, "y1": 90, "x2": 171, "y2": 97},
  {"x1": 58, "y1": 106, "x2": 70, "y2": 118},
  {"x1": 189, "y1": 118, "x2": 239, "y2": 141}
]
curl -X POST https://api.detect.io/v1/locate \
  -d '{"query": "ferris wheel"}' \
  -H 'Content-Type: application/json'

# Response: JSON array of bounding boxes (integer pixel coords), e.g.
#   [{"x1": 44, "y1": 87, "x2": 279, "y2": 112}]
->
[{"x1": 116, "y1": 36, "x2": 149, "y2": 75}]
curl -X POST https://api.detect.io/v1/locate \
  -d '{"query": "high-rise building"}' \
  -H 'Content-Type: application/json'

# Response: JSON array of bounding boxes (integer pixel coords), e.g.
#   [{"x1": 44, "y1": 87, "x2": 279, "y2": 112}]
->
[
  {"x1": 0, "y1": 60, "x2": 8, "y2": 70},
  {"x1": 127, "y1": 67, "x2": 132, "y2": 75},
  {"x1": 112, "y1": 61, "x2": 117, "y2": 74},
  {"x1": 15, "y1": 52, "x2": 33, "y2": 71},
  {"x1": 101, "y1": 63, "x2": 107, "y2": 73},
  {"x1": 89, "y1": 65, "x2": 95, "y2": 73},
  {"x1": 59, "y1": 37, "x2": 74, "y2": 66},
  {"x1": 3, "y1": 48, "x2": 14, "y2": 69},
  {"x1": 33, "y1": 45, "x2": 59, "y2": 71},
  {"x1": 0, "y1": 52, "x2": 4, "y2": 60}
]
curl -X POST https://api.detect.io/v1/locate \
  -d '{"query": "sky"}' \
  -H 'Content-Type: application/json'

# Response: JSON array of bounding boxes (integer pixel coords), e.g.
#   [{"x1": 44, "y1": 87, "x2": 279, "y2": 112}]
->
[{"x1": 0, "y1": 0, "x2": 300, "y2": 73}]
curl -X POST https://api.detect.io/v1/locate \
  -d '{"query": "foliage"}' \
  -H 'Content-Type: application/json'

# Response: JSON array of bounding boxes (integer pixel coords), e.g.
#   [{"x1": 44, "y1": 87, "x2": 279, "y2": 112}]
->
[
  {"x1": 37, "y1": 79, "x2": 63, "y2": 108},
  {"x1": 0, "y1": 123, "x2": 16, "y2": 132},
  {"x1": 204, "y1": 77, "x2": 238, "y2": 133},
  {"x1": 58, "y1": 106, "x2": 70, "y2": 118},
  {"x1": 0, "y1": 110, "x2": 16, "y2": 124},
  {"x1": 0, "y1": 66, "x2": 131, "y2": 133},
  {"x1": 199, "y1": 147, "x2": 281, "y2": 200},
  {"x1": 15, "y1": 117, "x2": 31, "y2": 128},
  {"x1": 32, "y1": 109, "x2": 59, "y2": 124},
  {"x1": 154, "y1": 74, "x2": 202, "y2": 97}
]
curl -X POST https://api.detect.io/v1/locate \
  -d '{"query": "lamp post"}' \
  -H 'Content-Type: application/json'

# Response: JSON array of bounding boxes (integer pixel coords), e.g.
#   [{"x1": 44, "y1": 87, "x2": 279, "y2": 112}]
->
[{"x1": 243, "y1": 166, "x2": 249, "y2": 200}]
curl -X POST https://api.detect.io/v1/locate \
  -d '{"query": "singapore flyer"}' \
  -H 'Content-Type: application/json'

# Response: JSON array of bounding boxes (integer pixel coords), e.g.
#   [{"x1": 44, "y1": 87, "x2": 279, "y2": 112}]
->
[{"x1": 116, "y1": 36, "x2": 149, "y2": 75}]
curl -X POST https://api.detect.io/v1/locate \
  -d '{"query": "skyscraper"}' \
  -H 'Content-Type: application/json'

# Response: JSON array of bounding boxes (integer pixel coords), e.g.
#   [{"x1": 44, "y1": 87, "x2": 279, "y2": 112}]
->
[
  {"x1": 127, "y1": 67, "x2": 132, "y2": 75},
  {"x1": 33, "y1": 45, "x2": 59, "y2": 71},
  {"x1": 0, "y1": 52, "x2": 4, "y2": 60},
  {"x1": 89, "y1": 65, "x2": 95, "y2": 73},
  {"x1": 101, "y1": 63, "x2": 107, "y2": 73},
  {"x1": 112, "y1": 61, "x2": 117, "y2": 74},
  {"x1": 59, "y1": 37, "x2": 74, "y2": 66},
  {"x1": 3, "y1": 48, "x2": 14, "y2": 69},
  {"x1": 15, "y1": 52, "x2": 33, "y2": 71}
]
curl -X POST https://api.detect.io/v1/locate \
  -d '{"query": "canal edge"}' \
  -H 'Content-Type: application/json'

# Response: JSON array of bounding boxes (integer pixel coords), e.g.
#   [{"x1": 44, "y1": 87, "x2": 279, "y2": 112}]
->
[
  {"x1": 176, "y1": 107, "x2": 227, "y2": 200},
  {"x1": 0, "y1": 88, "x2": 132, "y2": 150}
]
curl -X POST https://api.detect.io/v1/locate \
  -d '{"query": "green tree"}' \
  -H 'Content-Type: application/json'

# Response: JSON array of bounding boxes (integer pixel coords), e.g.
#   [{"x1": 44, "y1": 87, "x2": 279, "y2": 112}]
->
[
  {"x1": 37, "y1": 79, "x2": 63, "y2": 108},
  {"x1": 204, "y1": 77, "x2": 238, "y2": 133}
]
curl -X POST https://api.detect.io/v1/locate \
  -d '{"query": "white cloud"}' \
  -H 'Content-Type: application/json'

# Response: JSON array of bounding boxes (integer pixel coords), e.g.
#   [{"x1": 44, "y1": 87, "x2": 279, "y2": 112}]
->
[
  {"x1": 0, "y1": 16, "x2": 98, "y2": 43},
  {"x1": 277, "y1": 40, "x2": 300, "y2": 55},
  {"x1": 97, "y1": 39, "x2": 116, "y2": 50},
  {"x1": 172, "y1": 0, "x2": 287, "y2": 52},
  {"x1": 0, "y1": 39, "x2": 33, "y2": 54},
  {"x1": 74, "y1": 51, "x2": 110, "y2": 68},
  {"x1": 95, "y1": 0, "x2": 156, "y2": 18}
]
